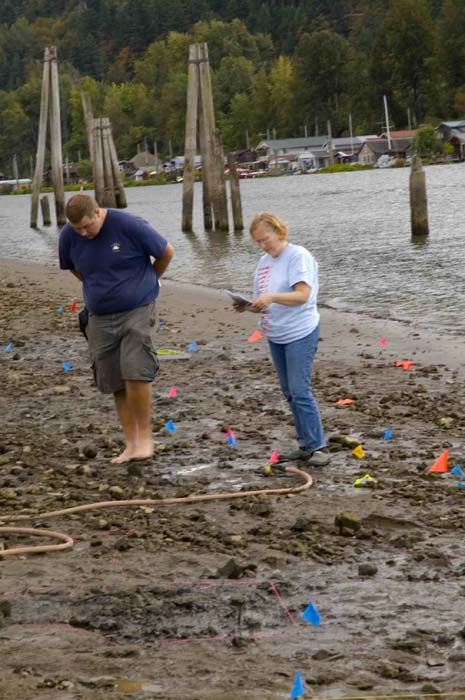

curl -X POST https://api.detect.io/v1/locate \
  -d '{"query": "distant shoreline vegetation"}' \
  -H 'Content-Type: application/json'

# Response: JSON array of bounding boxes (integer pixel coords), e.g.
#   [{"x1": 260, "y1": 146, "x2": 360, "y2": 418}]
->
[{"x1": 0, "y1": 159, "x2": 458, "y2": 196}]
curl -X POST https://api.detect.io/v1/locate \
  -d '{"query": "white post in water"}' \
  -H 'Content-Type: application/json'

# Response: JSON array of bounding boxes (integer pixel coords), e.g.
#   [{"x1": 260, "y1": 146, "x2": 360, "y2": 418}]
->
[{"x1": 409, "y1": 155, "x2": 429, "y2": 236}]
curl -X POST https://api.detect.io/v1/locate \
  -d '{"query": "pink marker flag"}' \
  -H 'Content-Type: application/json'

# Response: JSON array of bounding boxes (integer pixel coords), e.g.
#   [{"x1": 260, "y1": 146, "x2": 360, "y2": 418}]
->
[
  {"x1": 269, "y1": 450, "x2": 279, "y2": 464},
  {"x1": 380, "y1": 337, "x2": 387, "y2": 346},
  {"x1": 168, "y1": 386, "x2": 177, "y2": 398}
]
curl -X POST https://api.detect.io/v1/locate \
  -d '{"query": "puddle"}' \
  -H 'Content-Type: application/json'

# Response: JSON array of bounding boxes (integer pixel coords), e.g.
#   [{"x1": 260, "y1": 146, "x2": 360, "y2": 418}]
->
[
  {"x1": 176, "y1": 463, "x2": 214, "y2": 476},
  {"x1": 116, "y1": 679, "x2": 162, "y2": 693}
]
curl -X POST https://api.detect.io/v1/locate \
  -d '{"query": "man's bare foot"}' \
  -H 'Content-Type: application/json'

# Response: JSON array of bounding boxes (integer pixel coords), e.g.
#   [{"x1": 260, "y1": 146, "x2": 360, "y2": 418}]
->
[
  {"x1": 129, "y1": 440, "x2": 154, "y2": 462},
  {"x1": 111, "y1": 447, "x2": 135, "y2": 464}
]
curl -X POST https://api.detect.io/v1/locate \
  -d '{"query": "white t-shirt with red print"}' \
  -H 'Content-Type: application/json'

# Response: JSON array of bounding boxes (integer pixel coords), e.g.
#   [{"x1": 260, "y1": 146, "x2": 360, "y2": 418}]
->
[{"x1": 253, "y1": 243, "x2": 319, "y2": 344}]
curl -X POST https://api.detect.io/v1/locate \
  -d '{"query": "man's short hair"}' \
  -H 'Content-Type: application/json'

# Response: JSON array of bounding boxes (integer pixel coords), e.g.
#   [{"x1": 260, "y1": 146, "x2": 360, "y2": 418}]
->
[{"x1": 65, "y1": 194, "x2": 98, "y2": 224}]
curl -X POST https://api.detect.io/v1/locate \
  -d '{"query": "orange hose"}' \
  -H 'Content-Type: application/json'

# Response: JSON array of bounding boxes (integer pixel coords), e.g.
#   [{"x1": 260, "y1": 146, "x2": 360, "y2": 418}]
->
[{"x1": 0, "y1": 466, "x2": 312, "y2": 557}]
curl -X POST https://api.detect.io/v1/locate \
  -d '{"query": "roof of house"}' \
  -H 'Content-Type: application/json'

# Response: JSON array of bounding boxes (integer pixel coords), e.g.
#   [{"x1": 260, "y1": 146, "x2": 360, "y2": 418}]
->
[
  {"x1": 130, "y1": 150, "x2": 159, "y2": 168},
  {"x1": 329, "y1": 137, "x2": 363, "y2": 153},
  {"x1": 450, "y1": 128, "x2": 465, "y2": 143},
  {"x1": 256, "y1": 137, "x2": 327, "y2": 151},
  {"x1": 380, "y1": 130, "x2": 416, "y2": 139},
  {"x1": 437, "y1": 120, "x2": 465, "y2": 129},
  {"x1": 362, "y1": 138, "x2": 413, "y2": 154}
]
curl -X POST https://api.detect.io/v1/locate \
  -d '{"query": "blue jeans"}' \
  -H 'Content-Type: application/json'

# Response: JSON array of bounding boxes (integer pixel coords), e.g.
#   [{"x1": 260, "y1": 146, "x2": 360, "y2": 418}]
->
[{"x1": 268, "y1": 324, "x2": 326, "y2": 453}]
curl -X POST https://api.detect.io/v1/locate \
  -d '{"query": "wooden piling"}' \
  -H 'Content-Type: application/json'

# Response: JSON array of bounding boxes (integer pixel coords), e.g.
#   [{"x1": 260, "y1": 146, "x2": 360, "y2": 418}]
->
[
  {"x1": 101, "y1": 118, "x2": 117, "y2": 208},
  {"x1": 40, "y1": 195, "x2": 51, "y2": 226},
  {"x1": 198, "y1": 43, "x2": 217, "y2": 231},
  {"x1": 182, "y1": 44, "x2": 200, "y2": 231},
  {"x1": 81, "y1": 92, "x2": 95, "y2": 162},
  {"x1": 212, "y1": 128, "x2": 229, "y2": 231},
  {"x1": 30, "y1": 47, "x2": 51, "y2": 228},
  {"x1": 48, "y1": 46, "x2": 66, "y2": 225},
  {"x1": 107, "y1": 120, "x2": 127, "y2": 208},
  {"x1": 198, "y1": 86, "x2": 213, "y2": 230},
  {"x1": 227, "y1": 152, "x2": 243, "y2": 230},
  {"x1": 92, "y1": 118, "x2": 105, "y2": 206},
  {"x1": 410, "y1": 155, "x2": 429, "y2": 236}
]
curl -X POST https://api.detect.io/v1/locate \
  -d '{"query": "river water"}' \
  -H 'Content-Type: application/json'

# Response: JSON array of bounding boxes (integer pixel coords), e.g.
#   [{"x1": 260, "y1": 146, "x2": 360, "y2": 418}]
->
[{"x1": 1, "y1": 164, "x2": 465, "y2": 333}]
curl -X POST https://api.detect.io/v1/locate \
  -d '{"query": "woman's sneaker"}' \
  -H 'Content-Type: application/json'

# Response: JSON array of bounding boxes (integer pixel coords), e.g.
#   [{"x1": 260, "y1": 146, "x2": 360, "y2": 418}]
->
[
  {"x1": 308, "y1": 448, "x2": 331, "y2": 466},
  {"x1": 276, "y1": 448, "x2": 313, "y2": 463}
]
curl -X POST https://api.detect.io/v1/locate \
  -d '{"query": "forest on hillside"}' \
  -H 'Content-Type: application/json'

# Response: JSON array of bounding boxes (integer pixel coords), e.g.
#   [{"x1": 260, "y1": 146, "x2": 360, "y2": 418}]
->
[{"x1": 1, "y1": 0, "x2": 465, "y2": 176}]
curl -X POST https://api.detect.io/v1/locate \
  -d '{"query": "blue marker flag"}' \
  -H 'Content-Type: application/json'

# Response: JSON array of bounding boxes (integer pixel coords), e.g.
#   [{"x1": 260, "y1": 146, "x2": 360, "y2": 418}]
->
[
  {"x1": 384, "y1": 428, "x2": 392, "y2": 440},
  {"x1": 5, "y1": 343, "x2": 13, "y2": 353},
  {"x1": 58, "y1": 306, "x2": 64, "y2": 313},
  {"x1": 451, "y1": 464, "x2": 464, "y2": 479},
  {"x1": 159, "y1": 320, "x2": 165, "y2": 328},
  {"x1": 188, "y1": 342, "x2": 198, "y2": 352},
  {"x1": 63, "y1": 362, "x2": 71, "y2": 372},
  {"x1": 301, "y1": 601, "x2": 321, "y2": 626},
  {"x1": 226, "y1": 434, "x2": 237, "y2": 447},
  {"x1": 165, "y1": 419, "x2": 176, "y2": 433},
  {"x1": 457, "y1": 482, "x2": 465, "y2": 488},
  {"x1": 290, "y1": 671, "x2": 305, "y2": 699}
]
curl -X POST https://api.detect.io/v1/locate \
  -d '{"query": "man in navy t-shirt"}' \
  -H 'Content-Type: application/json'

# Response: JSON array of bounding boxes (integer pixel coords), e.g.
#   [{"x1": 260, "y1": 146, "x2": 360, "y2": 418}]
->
[{"x1": 59, "y1": 194, "x2": 174, "y2": 465}]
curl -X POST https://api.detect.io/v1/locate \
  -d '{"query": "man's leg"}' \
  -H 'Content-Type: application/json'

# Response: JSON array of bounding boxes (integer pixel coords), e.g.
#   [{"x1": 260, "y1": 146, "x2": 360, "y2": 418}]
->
[{"x1": 112, "y1": 380, "x2": 154, "y2": 464}]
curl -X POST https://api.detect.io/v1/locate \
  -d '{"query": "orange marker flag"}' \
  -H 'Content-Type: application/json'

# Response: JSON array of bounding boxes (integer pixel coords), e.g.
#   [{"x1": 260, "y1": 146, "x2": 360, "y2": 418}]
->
[
  {"x1": 336, "y1": 398, "x2": 356, "y2": 406},
  {"x1": 395, "y1": 360, "x2": 413, "y2": 371},
  {"x1": 248, "y1": 330, "x2": 263, "y2": 343},
  {"x1": 427, "y1": 449, "x2": 449, "y2": 474},
  {"x1": 167, "y1": 386, "x2": 177, "y2": 398},
  {"x1": 70, "y1": 300, "x2": 77, "y2": 312}
]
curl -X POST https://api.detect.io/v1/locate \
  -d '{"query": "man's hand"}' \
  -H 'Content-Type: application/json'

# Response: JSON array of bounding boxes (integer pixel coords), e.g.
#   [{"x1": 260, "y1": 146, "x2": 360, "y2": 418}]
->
[{"x1": 153, "y1": 243, "x2": 174, "y2": 279}]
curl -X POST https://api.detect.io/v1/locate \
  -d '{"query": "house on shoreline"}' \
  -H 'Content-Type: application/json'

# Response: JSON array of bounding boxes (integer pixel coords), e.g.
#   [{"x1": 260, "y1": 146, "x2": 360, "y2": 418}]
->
[{"x1": 436, "y1": 121, "x2": 465, "y2": 160}]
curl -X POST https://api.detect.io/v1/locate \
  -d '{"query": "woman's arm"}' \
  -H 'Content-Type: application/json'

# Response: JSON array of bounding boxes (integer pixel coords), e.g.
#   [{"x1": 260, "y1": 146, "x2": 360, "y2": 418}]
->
[{"x1": 250, "y1": 281, "x2": 310, "y2": 311}]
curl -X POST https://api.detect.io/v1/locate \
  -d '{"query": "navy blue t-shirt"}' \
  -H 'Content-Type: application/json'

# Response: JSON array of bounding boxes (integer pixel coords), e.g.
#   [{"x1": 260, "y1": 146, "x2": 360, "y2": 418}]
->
[{"x1": 59, "y1": 209, "x2": 168, "y2": 314}]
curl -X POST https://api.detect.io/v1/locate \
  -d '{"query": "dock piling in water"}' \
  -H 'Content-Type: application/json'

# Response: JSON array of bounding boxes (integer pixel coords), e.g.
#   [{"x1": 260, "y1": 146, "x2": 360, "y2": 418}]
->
[{"x1": 410, "y1": 155, "x2": 429, "y2": 237}]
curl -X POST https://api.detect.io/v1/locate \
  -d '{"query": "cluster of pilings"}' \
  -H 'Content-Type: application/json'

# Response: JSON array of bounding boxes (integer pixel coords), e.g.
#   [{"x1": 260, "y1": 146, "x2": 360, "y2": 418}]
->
[
  {"x1": 182, "y1": 43, "x2": 243, "y2": 232},
  {"x1": 30, "y1": 47, "x2": 126, "y2": 228},
  {"x1": 30, "y1": 46, "x2": 65, "y2": 228},
  {"x1": 81, "y1": 94, "x2": 127, "y2": 209}
]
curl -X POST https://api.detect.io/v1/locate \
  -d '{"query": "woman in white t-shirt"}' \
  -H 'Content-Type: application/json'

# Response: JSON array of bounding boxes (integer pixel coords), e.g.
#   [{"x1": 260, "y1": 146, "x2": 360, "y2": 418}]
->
[{"x1": 242, "y1": 212, "x2": 329, "y2": 466}]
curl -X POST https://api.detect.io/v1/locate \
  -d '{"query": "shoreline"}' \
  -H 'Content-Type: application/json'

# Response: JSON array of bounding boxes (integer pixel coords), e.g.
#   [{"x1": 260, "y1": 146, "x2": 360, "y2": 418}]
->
[{"x1": 2, "y1": 255, "x2": 465, "y2": 375}]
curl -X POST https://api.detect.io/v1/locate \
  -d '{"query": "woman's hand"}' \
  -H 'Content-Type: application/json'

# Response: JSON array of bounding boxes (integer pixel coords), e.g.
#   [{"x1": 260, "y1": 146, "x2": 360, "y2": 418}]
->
[
  {"x1": 232, "y1": 302, "x2": 247, "y2": 313},
  {"x1": 251, "y1": 293, "x2": 274, "y2": 311}
]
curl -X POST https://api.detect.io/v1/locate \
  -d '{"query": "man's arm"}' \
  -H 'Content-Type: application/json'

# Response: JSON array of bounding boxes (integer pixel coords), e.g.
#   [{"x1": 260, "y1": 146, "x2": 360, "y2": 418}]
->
[
  {"x1": 70, "y1": 269, "x2": 82, "y2": 282},
  {"x1": 153, "y1": 243, "x2": 174, "y2": 279}
]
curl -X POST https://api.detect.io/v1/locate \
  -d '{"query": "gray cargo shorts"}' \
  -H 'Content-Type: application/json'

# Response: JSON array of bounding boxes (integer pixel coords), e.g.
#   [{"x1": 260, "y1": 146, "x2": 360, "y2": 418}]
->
[{"x1": 87, "y1": 301, "x2": 159, "y2": 394}]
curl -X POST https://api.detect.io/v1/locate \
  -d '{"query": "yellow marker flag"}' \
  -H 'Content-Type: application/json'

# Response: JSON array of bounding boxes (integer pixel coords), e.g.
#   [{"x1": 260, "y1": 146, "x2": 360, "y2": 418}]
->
[
  {"x1": 354, "y1": 474, "x2": 377, "y2": 487},
  {"x1": 352, "y1": 444, "x2": 365, "y2": 458}
]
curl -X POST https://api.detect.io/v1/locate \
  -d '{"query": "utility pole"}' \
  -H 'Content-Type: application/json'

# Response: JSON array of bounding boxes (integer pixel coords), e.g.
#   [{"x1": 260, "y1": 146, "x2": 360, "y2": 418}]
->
[
  {"x1": 383, "y1": 94, "x2": 392, "y2": 151},
  {"x1": 12, "y1": 154, "x2": 18, "y2": 186},
  {"x1": 326, "y1": 120, "x2": 334, "y2": 166},
  {"x1": 349, "y1": 113, "x2": 354, "y2": 156}
]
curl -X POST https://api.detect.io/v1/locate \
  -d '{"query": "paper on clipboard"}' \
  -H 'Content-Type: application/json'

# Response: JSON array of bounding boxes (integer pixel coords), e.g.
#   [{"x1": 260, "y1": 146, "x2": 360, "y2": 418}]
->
[{"x1": 225, "y1": 289, "x2": 253, "y2": 309}]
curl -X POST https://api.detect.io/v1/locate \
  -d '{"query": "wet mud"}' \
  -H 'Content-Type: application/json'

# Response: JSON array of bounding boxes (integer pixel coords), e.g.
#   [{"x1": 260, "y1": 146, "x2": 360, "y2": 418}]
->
[{"x1": 1, "y1": 261, "x2": 465, "y2": 699}]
